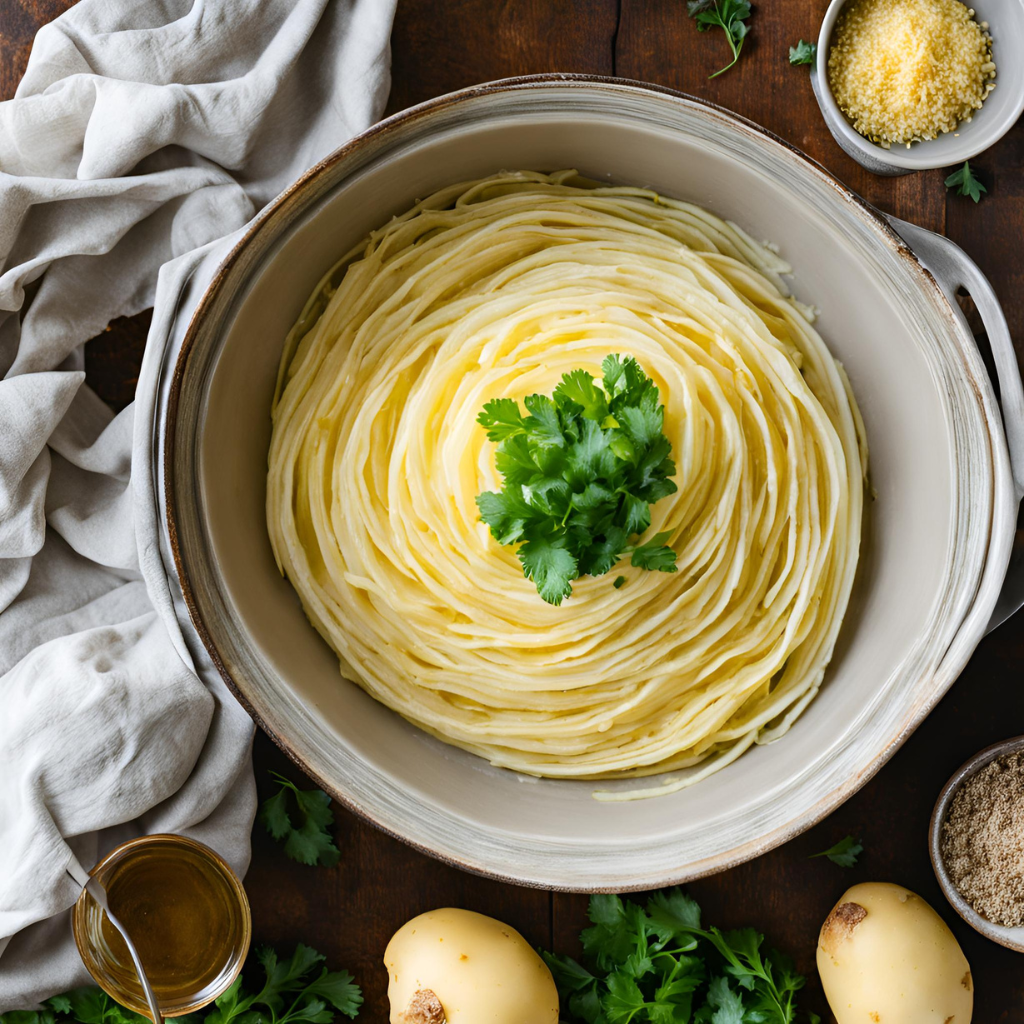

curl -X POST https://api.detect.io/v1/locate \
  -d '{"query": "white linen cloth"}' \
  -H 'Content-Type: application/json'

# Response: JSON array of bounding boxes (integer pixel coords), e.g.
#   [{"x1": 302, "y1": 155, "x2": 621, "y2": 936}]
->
[{"x1": 0, "y1": 0, "x2": 396, "y2": 1006}]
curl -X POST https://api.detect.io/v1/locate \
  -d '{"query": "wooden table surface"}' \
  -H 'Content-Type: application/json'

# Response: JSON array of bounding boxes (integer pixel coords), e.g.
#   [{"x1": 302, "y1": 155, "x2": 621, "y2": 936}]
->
[{"x1": 5, "y1": 1, "x2": 1024, "y2": 1020}]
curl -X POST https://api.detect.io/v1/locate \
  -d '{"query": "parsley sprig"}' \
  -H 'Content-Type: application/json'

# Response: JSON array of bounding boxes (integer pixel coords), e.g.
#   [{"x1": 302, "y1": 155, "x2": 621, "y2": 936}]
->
[
  {"x1": 0, "y1": 946, "x2": 361, "y2": 1024},
  {"x1": 540, "y1": 889, "x2": 813, "y2": 1024},
  {"x1": 687, "y1": 0, "x2": 752, "y2": 78},
  {"x1": 810, "y1": 835, "x2": 863, "y2": 868},
  {"x1": 788, "y1": 40, "x2": 816, "y2": 66},
  {"x1": 0, "y1": 989, "x2": 148, "y2": 1024},
  {"x1": 260, "y1": 772, "x2": 341, "y2": 867},
  {"x1": 476, "y1": 355, "x2": 679, "y2": 605},
  {"x1": 206, "y1": 945, "x2": 361, "y2": 1024},
  {"x1": 945, "y1": 161, "x2": 987, "y2": 203}
]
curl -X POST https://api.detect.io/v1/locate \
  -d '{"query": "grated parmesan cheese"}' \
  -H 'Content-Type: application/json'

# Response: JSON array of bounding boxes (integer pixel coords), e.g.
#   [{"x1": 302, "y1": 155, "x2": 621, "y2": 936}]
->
[{"x1": 828, "y1": 0, "x2": 996, "y2": 148}]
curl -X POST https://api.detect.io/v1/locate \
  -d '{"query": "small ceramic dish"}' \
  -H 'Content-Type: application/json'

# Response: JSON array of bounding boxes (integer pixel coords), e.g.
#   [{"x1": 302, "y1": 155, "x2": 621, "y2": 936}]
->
[
  {"x1": 811, "y1": 0, "x2": 1024, "y2": 175},
  {"x1": 929, "y1": 736, "x2": 1024, "y2": 951}
]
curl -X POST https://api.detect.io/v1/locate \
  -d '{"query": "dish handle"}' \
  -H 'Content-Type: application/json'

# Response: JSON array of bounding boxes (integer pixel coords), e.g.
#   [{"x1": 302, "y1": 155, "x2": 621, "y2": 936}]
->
[{"x1": 885, "y1": 215, "x2": 1024, "y2": 632}]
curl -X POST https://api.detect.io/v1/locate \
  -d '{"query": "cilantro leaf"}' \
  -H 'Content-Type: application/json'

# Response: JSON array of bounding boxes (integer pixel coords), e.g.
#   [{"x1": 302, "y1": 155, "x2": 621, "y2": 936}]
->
[
  {"x1": 688, "y1": 0, "x2": 752, "y2": 78},
  {"x1": 648, "y1": 887, "x2": 703, "y2": 939},
  {"x1": 518, "y1": 535, "x2": 577, "y2": 606},
  {"x1": 788, "y1": 39, "x2": 816, "y2": 66},
  {"x1": 944, "y1": 161, "x2": 987, "y2": 203},
  {"x1": 478, "y1": 397, "x2": 527, "y2": 441},
  {"x1": 542, "y1": 887, "x2": 808, "y2": 1024},
  {"x1": 810, "y1": 835, "x2": 863, "y2": 867},
  {"x1": 631, "y1": 533, "x2": 679, "y2": 573},
  {"x1": 539, "y1": 952, "x2": 604, "y2": 1023},
  {"x1": 477, "y1": 355, "x2": 679, "y2": 604},
  {"x1": 305, "y1": 969, "x2": 363, "y2": 1019},
  {"x1": 210, "y1": 944, "x2": 362, "y2": 1024},
  {"x1": 3, "y1": 946, "x2": 363, "y2": 1024},
  {"x1": 555, "y1": 369, "x2": 610, "y2": 422},
  {"x1": 260, "y1": 772, "x2": 341, "y2": 868},
  {"x1": 604, "y1": 972, "x2": 648, "y2": 1023},
  {"x1": 523, "y1": 393, "x2": 566, "y2": 448}
]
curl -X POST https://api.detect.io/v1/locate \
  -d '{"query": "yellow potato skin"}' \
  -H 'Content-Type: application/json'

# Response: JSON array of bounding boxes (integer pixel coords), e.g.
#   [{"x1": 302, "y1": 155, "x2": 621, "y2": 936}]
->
[
  {"x1": 384, "y1": 908, "x2": 559, "y2": 1024},
  {"x1": 817, "y1": 882, "x2": 973, "y2": 1024}
]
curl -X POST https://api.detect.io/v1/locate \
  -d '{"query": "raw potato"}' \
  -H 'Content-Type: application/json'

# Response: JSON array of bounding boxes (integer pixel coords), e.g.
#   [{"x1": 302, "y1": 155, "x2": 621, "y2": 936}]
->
[
  {"x1": 817, "y1": 882, "x2": 973, "y2": 1024},
  {"x1": 384, "y1": 908, "x2": 559, "y2": 1024}
]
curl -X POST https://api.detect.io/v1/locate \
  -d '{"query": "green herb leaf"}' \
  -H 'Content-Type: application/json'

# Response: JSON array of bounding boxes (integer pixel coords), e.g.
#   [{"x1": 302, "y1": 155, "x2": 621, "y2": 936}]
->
[
  {"x1": 542, "y1": 887, "x2": 808, "y2": 1024},
  {"x1": 701, "y1": 976, "x2": 746, "y2": 1024},
  {"x1": 788, "y1": 39, "x2": 817, "y2": 65},
  {"x1": 631, "y1": 533, "x2": 679, "y2": 573},
  {"x1": 476, "y1": 355, "x2": 678, "y2": 604},
  {"x1": 810, "y1": 835, "x2": 863, "y2": 867},
  {"x1": 260, "y1": 772, "x2": 341, "y2": 867},
  {"x1": 687, "y1": 0, "x2": 753, "y2": 78},
  {"x1": 478, "y1": 397, "x2": 527, "y2": 441},
  {"x1": 613, "y1": 575, "x2": 626, "y2": 589},
  {"x1": 207, "y1": 944, "x2": 362, "y2": 1024},
  {"x1": 944, "y1": 161, "x2": 987, "y2": 203},
  {"x1": 518, "y1": 535, "x2": 577, "y2": 606}
]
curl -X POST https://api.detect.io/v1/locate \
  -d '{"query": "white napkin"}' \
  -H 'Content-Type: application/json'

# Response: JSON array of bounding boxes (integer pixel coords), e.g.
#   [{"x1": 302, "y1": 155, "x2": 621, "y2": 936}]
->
[{"x1": 0, "y1": 0, "x2": 397, "y2": 1007}]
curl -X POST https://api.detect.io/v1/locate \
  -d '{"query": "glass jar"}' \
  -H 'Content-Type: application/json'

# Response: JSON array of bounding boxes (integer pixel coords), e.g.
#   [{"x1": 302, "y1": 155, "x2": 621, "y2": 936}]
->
[{"x1": 72, "y1": 834, "x2": 251, "y2": 1018}]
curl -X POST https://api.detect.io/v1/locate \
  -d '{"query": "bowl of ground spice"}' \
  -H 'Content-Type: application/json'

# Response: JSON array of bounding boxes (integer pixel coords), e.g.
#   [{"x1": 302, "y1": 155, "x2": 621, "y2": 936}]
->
[
  {"x1": 930, "y1": 737, "x2": 1024, "y2": 951},
  {"x1": 811, "y1": 0, "x2": 1024, "y2": 174}
]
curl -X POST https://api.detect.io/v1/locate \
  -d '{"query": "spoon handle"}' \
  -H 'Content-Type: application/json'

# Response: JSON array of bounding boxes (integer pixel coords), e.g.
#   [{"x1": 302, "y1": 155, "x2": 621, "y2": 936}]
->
[{"x1": 84, "y1": 877, "x2": 164, "y2": 1024}]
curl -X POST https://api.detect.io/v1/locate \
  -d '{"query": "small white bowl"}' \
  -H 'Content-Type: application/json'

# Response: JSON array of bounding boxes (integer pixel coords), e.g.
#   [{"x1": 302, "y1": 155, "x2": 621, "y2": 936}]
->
[
  {"x1": 812, "y1": 0, "x2": 1024, "y2": 175},
  {"x1": 930, "y1": 736, "x2": 1024, "y2": 951}
]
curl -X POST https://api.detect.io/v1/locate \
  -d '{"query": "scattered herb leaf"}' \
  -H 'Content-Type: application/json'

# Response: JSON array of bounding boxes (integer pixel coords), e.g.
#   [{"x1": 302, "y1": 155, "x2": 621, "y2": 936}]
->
[
  {"x1": 476, "y1": 355, "x2": 679, "y2": 605},
  {"x1": 788, "y1": 40, "x2": 817, "y2": 66},
  {"x1": 0, "y1": 990, "x2": 153, "y2": 1024},
  {"x1": 540, "y1": 887, "x2": 810, "y2": 1023},
  {"x1": 613, "y1": 575, "x2": 627, "y2": 589},
  {"x1": 944, "y1": 161, "x2": 987, "y2": 203},
  {"x1": 260, "y1": 771, "x2": 341, "y2": 867},
  {"x1": 0, "y1": 947, "x2": 362, "y2": 1024},
  {"x1": 810, "y1": 835, "x2": 863, "y2": 868},
  {"x1": 207, "y1": 945, "x2": 361, "y2": 1024},
  {"x1": 687, "y1": 0, "x2": 753, "y2": 78}
]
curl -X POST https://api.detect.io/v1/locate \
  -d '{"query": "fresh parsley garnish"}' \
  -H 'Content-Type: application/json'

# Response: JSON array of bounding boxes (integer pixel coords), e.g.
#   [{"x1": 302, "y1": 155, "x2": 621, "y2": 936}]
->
[
  {"x1": 260, "y1": 771, "x2": 341, "y2": 867},
  {"x1": 540, "y1": 888, "x2": 810, "y2": 1024},
  {"x1": 944, "y1": 161, "x2": 987, "y2": 203},
  {"x1": 0, "y1": 989, "x2": 152, "y2": 1024},
  {"x1": 788, "y1": 40, "x2": 817, "y2": 66},
  {"x1": 687, "y1": 0, "x2": 752, "y2": 78},
  {"x1": 476, "y1": 355, "x2": 678, "y2": 606},
  {"x1": 0, "y1": 946, "x2": 361, "y2": 1024},
  {"x1": 206, "y1": 945, "x2": 361, "y2": 1024},
  {"x1": 810, "y1": 835, "x2": 863, "y2": 867}
]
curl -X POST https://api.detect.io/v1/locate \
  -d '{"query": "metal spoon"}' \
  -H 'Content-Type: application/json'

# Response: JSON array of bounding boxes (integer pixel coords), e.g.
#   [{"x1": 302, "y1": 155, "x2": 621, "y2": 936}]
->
[{"x1": 84, "y1": 876, "x2": 163, "y2": 1024}]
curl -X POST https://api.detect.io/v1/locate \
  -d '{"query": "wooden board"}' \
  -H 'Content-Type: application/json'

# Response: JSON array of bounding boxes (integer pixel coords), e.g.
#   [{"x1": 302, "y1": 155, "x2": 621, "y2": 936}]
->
[{"x1": 5, "y1": 1, "x2": 1024, "y2": 1019}]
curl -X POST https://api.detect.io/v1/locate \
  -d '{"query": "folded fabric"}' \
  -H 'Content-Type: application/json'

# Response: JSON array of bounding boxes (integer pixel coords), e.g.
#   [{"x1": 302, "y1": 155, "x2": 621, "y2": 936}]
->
[{"x1": 0, "y1": 0, "x2": 396, "y2": 1006}]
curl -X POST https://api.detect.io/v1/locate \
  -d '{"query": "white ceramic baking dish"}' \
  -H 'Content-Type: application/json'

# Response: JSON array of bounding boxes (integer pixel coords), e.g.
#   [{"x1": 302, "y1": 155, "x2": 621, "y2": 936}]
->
[{"x1": 165, "y1": 76, "x2": 1024, "y2": 891}]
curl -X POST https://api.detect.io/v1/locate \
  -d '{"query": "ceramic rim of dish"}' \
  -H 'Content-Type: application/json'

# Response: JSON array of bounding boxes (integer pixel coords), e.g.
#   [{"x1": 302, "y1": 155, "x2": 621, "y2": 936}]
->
[
  {"x1": 72, "y1": 833, "x2": 252, "y2": 1016},
  {"x1": 164, "y1": 74, "x2": 1017, "y2": 891}
]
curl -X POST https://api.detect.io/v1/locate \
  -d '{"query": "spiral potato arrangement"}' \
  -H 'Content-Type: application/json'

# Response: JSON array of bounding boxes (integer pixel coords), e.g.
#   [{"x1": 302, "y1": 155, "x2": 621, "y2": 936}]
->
[{"x1": 267, "y1": 171, "x2": 865, "y2": 791}]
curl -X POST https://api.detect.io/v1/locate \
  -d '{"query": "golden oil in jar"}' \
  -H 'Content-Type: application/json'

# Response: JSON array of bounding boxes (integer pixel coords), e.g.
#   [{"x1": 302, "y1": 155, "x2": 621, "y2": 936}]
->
[{"x1": 73, "y1": 835, "x2": 251, "y2": 1017}]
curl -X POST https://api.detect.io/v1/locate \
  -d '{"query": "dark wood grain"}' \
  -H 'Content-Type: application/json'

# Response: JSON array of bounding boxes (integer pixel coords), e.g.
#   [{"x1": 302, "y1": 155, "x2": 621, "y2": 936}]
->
[{"x1": 6, "y1": 0, "x2": 1024, "y2": 1020}]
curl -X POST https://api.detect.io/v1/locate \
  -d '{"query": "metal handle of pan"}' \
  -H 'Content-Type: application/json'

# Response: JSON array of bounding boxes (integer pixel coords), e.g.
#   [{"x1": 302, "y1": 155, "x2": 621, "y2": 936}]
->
[{"x1": 884, "y1": 215, "x2": 1024, "y2": 633}]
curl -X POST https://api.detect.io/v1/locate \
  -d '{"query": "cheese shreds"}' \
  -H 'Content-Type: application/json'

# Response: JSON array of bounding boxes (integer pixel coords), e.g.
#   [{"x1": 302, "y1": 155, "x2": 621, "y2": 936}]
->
[{"x1": 828, "y1": 0, "x2": 996, "y2": 148}]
